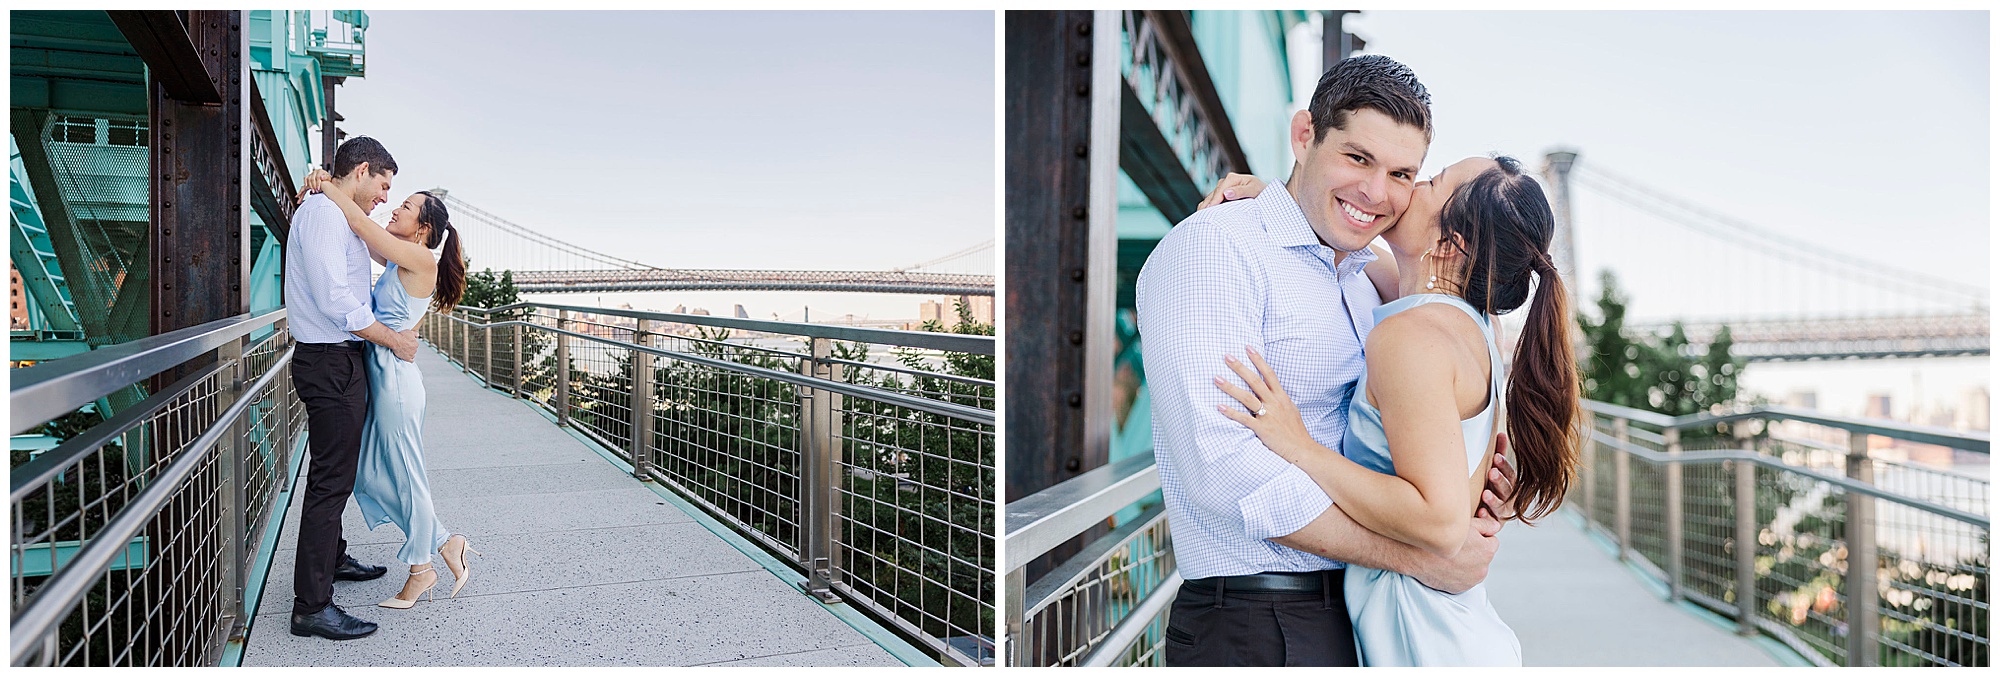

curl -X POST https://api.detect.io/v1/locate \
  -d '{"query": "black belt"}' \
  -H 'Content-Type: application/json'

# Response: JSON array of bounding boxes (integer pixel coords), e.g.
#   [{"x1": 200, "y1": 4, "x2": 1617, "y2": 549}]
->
[
  {"x1": 298, "y1": 340, "x2": 368, "y2": 353},
  {"x1": 1183, "y1": 570, "x2": 1343, "y2": 595}
]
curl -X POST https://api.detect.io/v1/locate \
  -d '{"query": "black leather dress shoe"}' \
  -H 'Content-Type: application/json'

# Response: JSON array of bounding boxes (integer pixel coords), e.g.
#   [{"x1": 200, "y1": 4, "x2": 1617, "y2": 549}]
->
[
  {"x1": 290, "y1": 604, "x2": 378, "y2": 640},
  {"x1": 334, "y1": 554, "x2": 388, "y2": 582}
]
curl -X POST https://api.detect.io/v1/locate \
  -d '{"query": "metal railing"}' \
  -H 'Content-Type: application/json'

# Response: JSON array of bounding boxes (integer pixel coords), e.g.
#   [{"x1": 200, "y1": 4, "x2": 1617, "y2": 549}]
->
[
  {"x1": 10, "y1": 311, "x2": 299, "y2": 666},
  {"x1": 1576, "y1": 401, "x2": 1989, "y2": 667},
  {"x1": 421, "y1": 302, "x2": 996, "y2": 666},
  {"x1": 1005, "y1": 401, "x2": 1991, "y2": 668}
]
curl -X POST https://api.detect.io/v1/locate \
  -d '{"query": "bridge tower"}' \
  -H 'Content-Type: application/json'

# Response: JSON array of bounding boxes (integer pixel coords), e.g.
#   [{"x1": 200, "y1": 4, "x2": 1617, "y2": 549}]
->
[{"x1": 1542, "y1": 148, "x2": 1581, "y2": 293}]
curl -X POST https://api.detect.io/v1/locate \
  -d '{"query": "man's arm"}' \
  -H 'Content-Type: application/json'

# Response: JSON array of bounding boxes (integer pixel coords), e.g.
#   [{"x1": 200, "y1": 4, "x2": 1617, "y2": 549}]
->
[
  {"x1": 297, "y1": 209, "x2": 417, "y2": 361},
  {"x1": 1136, "y1": 221, "x2": 1332, "y2": 543},
  {"x1": 1274, "y1": 436, "x2": 1520, "y2": 593}
]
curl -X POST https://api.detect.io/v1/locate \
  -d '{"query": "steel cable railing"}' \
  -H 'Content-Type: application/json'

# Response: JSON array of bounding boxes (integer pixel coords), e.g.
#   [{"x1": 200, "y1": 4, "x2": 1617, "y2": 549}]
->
[
  {"x1": 422, "y1": 302, "x2": 996, "y2": 666},
  {"x1": 10, "y1": 311, "x2": 299, "y2": 666},
  {"x1": 1005, "y1": 401, "x2": 1990, "y2": 668}
]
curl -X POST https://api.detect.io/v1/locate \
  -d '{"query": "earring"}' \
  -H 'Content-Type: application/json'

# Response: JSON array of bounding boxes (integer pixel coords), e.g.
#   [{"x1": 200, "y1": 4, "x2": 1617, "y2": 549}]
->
[{"x1": 1423, "y1": 248, "x2": 1438, "y2": 290}]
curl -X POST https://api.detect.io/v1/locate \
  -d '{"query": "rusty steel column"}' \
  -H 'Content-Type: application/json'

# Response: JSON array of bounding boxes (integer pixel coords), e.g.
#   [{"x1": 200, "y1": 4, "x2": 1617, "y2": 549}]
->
[{"x1": 147, "y1": 11, "x2": 251, "y2": 337}]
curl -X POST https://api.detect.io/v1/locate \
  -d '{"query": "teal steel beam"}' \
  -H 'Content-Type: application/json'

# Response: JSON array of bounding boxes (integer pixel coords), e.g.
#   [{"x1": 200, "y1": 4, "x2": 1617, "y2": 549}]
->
[
  {"x1": 10, "y1": 138, "x2": 83, "y2": 336},
  {"x1": 106, "y1": 11, "x2": 222, "y2": 105},
  {"x1": 9, "y1": 112, "x2": 144, "y2": 346}
]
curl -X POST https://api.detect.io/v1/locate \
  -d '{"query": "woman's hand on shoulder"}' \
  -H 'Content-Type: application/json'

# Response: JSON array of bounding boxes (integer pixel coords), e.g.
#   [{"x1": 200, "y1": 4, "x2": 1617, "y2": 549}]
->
[
  {"x1": 294, "y1": 168, "x2": 331, "y2": 205},
  {"x1": 1197, "y1": 173, "x2": 1266, "y2": 211}
]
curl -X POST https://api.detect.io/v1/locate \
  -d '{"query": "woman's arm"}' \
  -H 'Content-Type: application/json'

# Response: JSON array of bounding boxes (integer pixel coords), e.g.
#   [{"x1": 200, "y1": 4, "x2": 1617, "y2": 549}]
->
[
  {"x1": 1364, "y1": 242, "x2": 1399, "y2": 302},
  {"x1": 303, "y1": 170, "x2": 435, "y2": 274},
  {"x1": 1214, "y1": 320, "x2": 1477, "y2": 558}
]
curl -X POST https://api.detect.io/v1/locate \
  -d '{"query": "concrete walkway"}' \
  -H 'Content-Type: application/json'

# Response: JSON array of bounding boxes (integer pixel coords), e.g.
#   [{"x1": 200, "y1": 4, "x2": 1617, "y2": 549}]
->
[
  {"x1": 1485, "y1": 513, "x2": 1789, "y2": 667},
  {"x1": 240, "y1": 347, "x2": 908, "y2": 667}
]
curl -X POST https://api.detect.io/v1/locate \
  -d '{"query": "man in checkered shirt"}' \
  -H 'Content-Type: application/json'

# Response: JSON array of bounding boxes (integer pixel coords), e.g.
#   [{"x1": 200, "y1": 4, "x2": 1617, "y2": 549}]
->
[{"x1": 1136, "y1": 55, "x2": 1516, "y2": 667}]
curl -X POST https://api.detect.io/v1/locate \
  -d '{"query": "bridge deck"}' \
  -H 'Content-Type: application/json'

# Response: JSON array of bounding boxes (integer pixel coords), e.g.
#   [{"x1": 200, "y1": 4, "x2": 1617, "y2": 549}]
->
[
  {"x1": 240, "y1": 347, "x2": 913, "y2": 667},
  {"x1": 1486, "y1": 513, "x2": 1793, "y2": 667}
]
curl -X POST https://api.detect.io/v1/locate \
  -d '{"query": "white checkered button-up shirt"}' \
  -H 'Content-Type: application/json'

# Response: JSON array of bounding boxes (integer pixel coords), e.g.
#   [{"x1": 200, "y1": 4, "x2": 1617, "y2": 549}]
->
[
  {"x1": 284, "y1": 193, "x2": 376, "y2": 343},
  {"x1": 1135, "y1": 183, "x2": 1382, "y2": 580}
]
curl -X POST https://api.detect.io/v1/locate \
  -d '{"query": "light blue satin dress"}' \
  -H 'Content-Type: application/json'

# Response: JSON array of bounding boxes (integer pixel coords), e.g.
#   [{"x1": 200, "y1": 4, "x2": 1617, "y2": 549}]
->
[
  {"x1": 1340, "y1": 293, "x2": 1522, "y2": 666},
  {"x1": 353, "y1": 262, "x2": 452, "y2": 565}
]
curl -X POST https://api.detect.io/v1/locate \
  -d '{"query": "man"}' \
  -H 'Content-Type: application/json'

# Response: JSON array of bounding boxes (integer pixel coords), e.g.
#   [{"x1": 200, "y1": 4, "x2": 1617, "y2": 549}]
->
[
  {"x1": 285, "y1": 136, "x2": 420, "y2": 640},
  {"x1": 1135, "y1": 55, "x2": 1515, "y2": 666}
]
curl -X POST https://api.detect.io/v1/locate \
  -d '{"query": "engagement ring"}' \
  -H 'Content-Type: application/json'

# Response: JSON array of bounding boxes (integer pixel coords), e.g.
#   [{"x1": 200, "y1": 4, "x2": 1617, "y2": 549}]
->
[{"x1": 1255, "y1": 407, "x2": 1268, "y2": 417}]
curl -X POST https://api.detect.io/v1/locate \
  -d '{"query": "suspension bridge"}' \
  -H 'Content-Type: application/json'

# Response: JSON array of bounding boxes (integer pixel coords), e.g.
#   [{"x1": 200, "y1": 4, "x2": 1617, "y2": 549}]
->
[
  {"x1": 434, "y1": 193, "x2": 995, "y2": 296},
  {"x1": 1005, "y1": 9, "x2": 1988, "y2": 669}
]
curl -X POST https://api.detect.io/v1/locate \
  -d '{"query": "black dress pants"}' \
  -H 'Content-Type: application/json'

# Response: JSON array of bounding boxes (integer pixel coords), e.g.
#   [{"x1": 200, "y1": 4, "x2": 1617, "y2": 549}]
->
[
  {"x1": 290, "y1": 341, "x2": 369, "y2": 615},
  {"x1": 1163, "y1": 571, "x2": 1359, "y2": 667}
]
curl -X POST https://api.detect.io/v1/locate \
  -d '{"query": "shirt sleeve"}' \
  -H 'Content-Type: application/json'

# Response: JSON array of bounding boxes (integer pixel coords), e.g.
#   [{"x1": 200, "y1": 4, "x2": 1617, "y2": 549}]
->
[
  {"x1": 298, "y1": 207, "x2": 376, "y2": 333},
  {"x1": 1136, "y1": 221, "x2": 1333, "y2": 542}
]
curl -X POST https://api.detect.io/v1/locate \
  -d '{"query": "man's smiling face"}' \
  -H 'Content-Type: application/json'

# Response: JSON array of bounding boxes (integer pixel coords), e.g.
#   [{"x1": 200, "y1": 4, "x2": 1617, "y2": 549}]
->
[{"x1": 1287, "y1": 107, "x2": 1430, "y2": 256}]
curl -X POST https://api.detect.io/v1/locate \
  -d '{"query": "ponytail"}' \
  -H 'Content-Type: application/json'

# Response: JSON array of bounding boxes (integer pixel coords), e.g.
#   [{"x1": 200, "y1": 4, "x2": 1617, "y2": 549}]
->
[
  {"x1": 414, "y1": 190, "x2": 467, "y2": 311},
  {"x1": 1505, "y1": 256, "x2": 1581, "y2": 523}
]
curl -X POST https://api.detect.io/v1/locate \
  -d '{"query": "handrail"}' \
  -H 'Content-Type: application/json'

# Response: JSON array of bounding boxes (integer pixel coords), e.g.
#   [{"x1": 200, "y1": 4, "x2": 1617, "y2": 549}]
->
[
  {"x1": 1581, "y1": 400, "x2": 1989, "y2": 453},
  {"x1": 452, "y1": 302, "x2": 995, "y2": 356},
  {"x1": 1005, "y1": 454, "x2": 1160, "y2": 569},
  {"x1": 1079, "y1": 572, "x2": 1182, "y2": 668},
  {"x1": 11, "y1": 345, "x2": 295, "y2": 665},
  {"x1": 1588, "y1": 430, "x2": 1988, "y2": 527},
  {"x1": 10, "y1": 309, "x2": 288, "y2": 435},
  {"x1": 433, "y1": 314, "x2": 992, "y2": 425}
]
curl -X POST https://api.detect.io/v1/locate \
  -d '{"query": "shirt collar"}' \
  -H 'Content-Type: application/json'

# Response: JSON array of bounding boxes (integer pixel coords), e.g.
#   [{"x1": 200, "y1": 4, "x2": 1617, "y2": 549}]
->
[{"x1": 1258, "y1": 181, "x2": 1378, "y2": 268}]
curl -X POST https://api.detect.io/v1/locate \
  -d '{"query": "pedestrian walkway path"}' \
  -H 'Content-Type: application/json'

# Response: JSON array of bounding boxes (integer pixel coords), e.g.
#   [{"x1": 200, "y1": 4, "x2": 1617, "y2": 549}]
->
[
  {"x1": 1485, "y1": 512, "x2": 1796, "y2": 667},
  {"x1": 239, "y1": 347, "x2": 914, "y2": 666}
]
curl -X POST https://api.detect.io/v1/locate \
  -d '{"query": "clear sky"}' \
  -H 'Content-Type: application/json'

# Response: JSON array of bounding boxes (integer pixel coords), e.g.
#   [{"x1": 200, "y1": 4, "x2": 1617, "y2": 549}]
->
[
  {"x1": 1345, "y1": 10, "x2": 1989, "y2": 321},
  {"x1": 335, "y1": 10, "x2": 994, "y2": 321}
]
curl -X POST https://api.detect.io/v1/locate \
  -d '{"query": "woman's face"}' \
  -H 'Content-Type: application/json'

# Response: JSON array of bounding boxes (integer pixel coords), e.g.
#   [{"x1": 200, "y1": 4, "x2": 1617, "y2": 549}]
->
[
  {"x1": 386, "y1": 193, "x2": 429, "y2": 243},
  {"x1": 1386, "y1": 156, "x2": 1498, "y2": 256}
]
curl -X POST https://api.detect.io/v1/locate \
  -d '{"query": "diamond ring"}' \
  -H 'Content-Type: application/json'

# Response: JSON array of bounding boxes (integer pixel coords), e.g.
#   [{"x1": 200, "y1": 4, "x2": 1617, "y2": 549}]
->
[{"x1": 1255, "y1": 407, "x2": 1268, "y2": 417}]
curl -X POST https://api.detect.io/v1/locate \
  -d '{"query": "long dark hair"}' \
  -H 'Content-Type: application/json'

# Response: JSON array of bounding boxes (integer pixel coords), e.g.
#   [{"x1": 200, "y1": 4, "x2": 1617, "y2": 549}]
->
[
  {"x1": 1436, "y1": 155, "x2": 1581, "y2": 524},
  {"x1": 413, "y1": 191, "x2": 466, "y2": 312}
]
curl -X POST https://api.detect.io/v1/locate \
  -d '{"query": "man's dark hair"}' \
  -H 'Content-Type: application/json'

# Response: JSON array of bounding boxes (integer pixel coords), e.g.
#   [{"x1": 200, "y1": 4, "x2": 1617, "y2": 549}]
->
[
  {"x1": 331, "y1": 135, "x2": 398, "y2": 178},
  {"x1": 1307, "y1": 54, "x2": 1432, "y2": 143}
]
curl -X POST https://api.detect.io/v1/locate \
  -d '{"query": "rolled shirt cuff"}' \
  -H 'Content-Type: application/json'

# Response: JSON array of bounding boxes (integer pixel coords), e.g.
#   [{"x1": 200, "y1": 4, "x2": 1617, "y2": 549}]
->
[
  {"x1": 1238, "y1": 462, "x2": 1334, "y2": 542},
  {"x1": 340, "y1": 305, "x2": 376, "y2": 333}
]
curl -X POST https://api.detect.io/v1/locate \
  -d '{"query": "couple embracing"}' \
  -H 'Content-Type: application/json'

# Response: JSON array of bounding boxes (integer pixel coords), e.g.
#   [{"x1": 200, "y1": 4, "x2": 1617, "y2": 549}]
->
[
  {"x1": 1137, "y1": 54, "x2": 1582, "y2": 667},
  {"x1": 284, "y1": 136, "x2": 482, "y2": 640}
]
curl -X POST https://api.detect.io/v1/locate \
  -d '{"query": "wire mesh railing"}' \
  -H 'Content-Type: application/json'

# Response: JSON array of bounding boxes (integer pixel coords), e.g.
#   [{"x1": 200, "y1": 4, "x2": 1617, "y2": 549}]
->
[
  {"x1": 422, "y1": 302, "x2": 996, "y2": 666},
  {"x1": 1574, "y1": 401, "x2": 1990, "y2": 667},
  {"x1": 10, "y1": 311, "x2": 300, "y2": 666},
  {"x1": 1010, "y1": 400, "x2": 1989, "y2": 668}
]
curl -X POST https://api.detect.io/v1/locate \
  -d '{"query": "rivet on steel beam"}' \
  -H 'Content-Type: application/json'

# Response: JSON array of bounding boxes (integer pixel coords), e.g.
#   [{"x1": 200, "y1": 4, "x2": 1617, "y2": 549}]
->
[
  {"x1": 163, "y1": 202, "x2": 172, "y2": 210},
  {"x1": 1065, "y1": 457, "x2": 1082, "y2": 472},
  {"x1": 1067, "y1": 392, "x2": 1083, "y2": 407},
  {"x1": 1072, "y1": 206, "x2": 1087, "y2": 220},
  {"x1": 1077, "y1": 21, "x2": 1092, "y2": 36},
  {"x1": 1076, "y1": 52, "x2": 1090, "y2": 67},
  {"x1": 1070, "y1": 268, "x2": 1085, "y2": 281},
  {"x1": 163, "y1": 282, "x2": 172, "y2": 290},
  {"x1": 1074, "y1": 144, "x2": 1088, "y2": 158},
  {"x1": 1075, "y1": 83, "x2": 1089, "y2": 97},
  {"x1": 1068, "y1": 331, "x2": 1084, "y2": 345}
]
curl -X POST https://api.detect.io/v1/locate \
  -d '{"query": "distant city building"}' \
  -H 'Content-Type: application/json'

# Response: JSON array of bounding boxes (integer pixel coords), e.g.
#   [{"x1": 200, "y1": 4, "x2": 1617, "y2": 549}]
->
[
  {"x1": 10, "y1": 264, "x2": 28, "y2": 331},
  {"x1": 672, "y1": 304, "x2": 687, "y2": 314},
  {"x1": 733, "y1": 304, "x2": 749, "y2": 319},
  {"x1": 691, "y1": 308, "x2": 710, "y2": 316},
  {"x1": 916, "y1": 294, "x2": 995, "y2": 327},
  {"x1": 920, "y1": 299, "x2": 947, "y2": 325}
]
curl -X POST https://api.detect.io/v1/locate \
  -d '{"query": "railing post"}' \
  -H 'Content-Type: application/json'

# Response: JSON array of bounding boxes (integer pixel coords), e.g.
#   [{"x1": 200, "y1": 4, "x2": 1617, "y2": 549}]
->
[
  {"x1": 1004, "y1": 566, "x2": 1026, "y2": 667},
  {"x1": 796, "y1": 336, "x2": 842, "y2": 602},
  {"x1": 510, "y1": 316, "x2": 524, "y2": 398},
  {"x1": 1664, "y1": 425, "x2": 1684, "y2": 602},
  {"x1": 1614, "y1": 417, "x2": 1632, "y2": 561},
  {"x1": 459, "y1": 313, "x2": 471, "y2": 375},
  {"x1": 1733, "y1": 422, "x2": 1758, "y2": 636},
  {"x1": 630, "y1": 319, "x2": 654, "y2": 481},
  {"x1": 556, "y1": 309, "x2": 572, "y2": 427},
  {"x1": 1581, "y1": 414, "x2": 1599, "y2": 531},
  {"x1": 215, "y1": 335, "x2": 248, "y2": 643},
  {"x1": 275, "y1": 317, "x2": 295, "y2": 493},
  {"x1": 481, "y1": 312, "x2": 493, "y2": 386},
  {"x1": 1845, "y1": 432, "x2": 1878, "y2": 666}
]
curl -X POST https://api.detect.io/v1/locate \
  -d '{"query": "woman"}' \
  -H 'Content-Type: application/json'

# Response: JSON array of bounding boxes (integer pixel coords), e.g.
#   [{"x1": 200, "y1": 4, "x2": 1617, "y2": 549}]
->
[
  {"x1": 300, "y1": 168, "x2": 481, "y2": 609},
  {"x1": 1200, "y1": 156, "x2": 1581, "y2": 665}
]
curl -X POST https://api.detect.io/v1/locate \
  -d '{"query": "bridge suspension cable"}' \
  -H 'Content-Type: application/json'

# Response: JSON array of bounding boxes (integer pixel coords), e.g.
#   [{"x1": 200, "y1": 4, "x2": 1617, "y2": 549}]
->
[
  {"x1": 1570, "y1": 166, "x2": 1988, "y2": 312},
  {"x1": 898, "y1": 239, "x2": 993, "y2": 273},
  {"x1": 436, "y1": 191, "x2": 658, "y2": 271}
]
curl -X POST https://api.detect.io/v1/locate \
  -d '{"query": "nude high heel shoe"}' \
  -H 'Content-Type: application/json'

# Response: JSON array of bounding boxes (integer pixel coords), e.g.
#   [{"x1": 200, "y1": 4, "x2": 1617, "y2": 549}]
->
[
  {"x1": 378, "y1": 565, "x2": 438, "y2": 609},
  {"x1": 440, "y1": 535, "x2": 482, "y2": 598}
]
